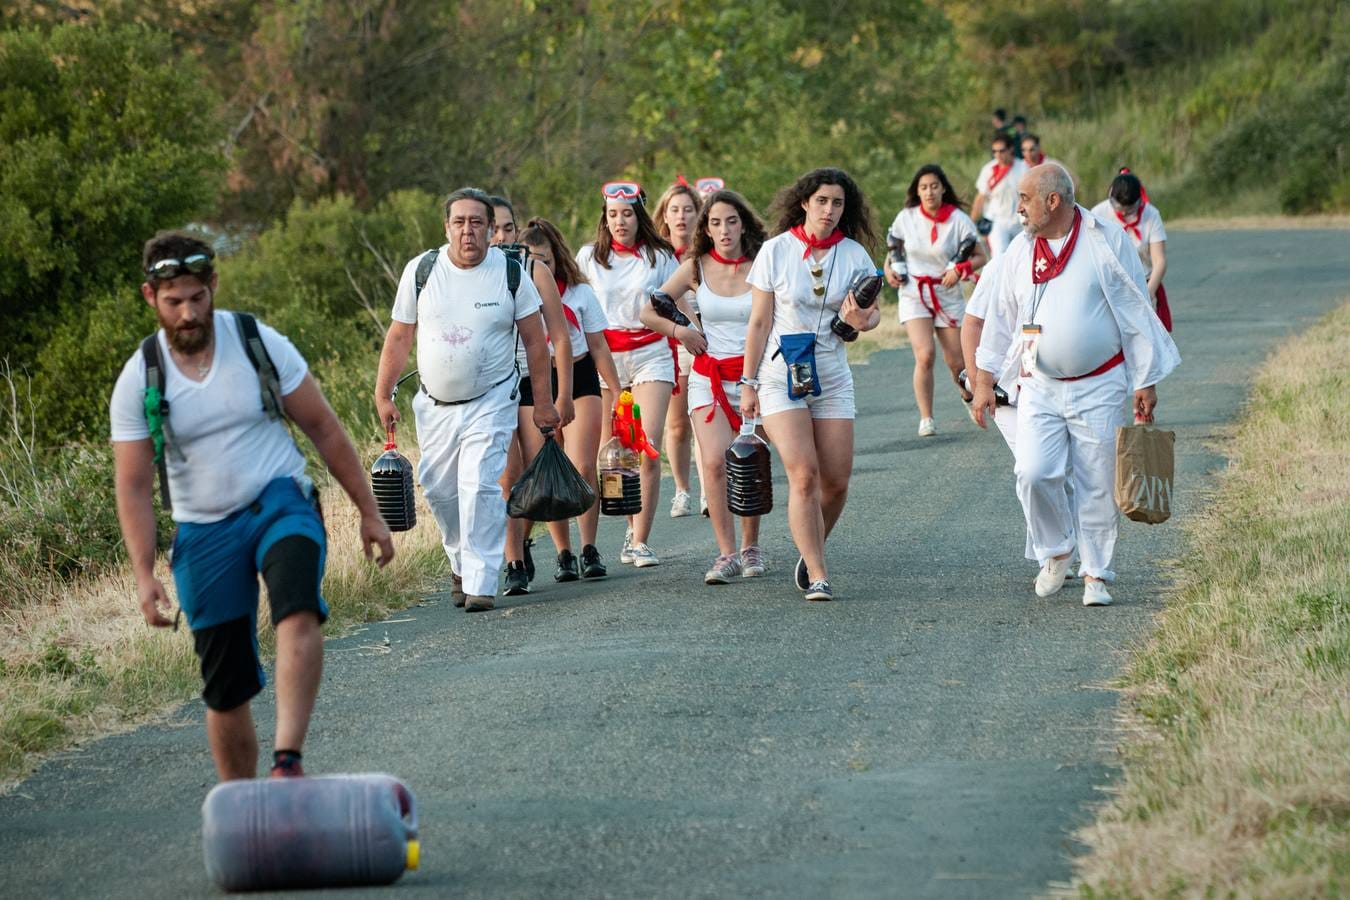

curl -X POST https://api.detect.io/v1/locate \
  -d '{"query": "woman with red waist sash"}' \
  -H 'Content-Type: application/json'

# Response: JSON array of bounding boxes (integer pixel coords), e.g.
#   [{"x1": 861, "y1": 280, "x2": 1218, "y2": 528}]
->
[
  {"x1": 642, "y1": 189, "x2": 770, "y2": 586},
  {"x1": 575, "y1": 181, "x2": 679, "y2": 568}
]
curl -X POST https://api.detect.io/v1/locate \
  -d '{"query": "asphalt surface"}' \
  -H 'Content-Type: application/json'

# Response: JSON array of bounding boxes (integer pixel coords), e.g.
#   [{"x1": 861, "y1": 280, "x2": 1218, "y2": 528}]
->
[{"x1": 1, "y1": 230, "x2": 1347, "y2": 899}]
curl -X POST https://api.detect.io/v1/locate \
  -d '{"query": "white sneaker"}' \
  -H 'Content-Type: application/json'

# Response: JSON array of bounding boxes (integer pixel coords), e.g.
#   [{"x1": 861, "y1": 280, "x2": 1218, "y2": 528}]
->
[
  {"x1": 630, "y1": 543, "x2": 660, "y2": 568},
  {"x1": 619, "y1": 527, "x2": 635, "y2": 564},
  {"x1": 918, "y1": 417, "x2": 936, "y2": 437},
  {"x1": 1034, "y1": 557, "x2": 1072, "y2": 597},
  {"x1": 699, "y1": 493, "x2": 709, "y2": 517},
  {"x1": 670, "y1": 490, "x2": 693, "y2": 518},
  {"x1": 1083, "y1": 580, "x2": 1114, "y2": 607}
]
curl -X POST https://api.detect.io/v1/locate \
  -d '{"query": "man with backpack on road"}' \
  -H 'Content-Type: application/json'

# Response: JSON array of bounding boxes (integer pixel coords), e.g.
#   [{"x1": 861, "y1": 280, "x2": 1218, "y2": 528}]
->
[{"x1": 111, "y1": 230, "x2": 394, "y2": 782}]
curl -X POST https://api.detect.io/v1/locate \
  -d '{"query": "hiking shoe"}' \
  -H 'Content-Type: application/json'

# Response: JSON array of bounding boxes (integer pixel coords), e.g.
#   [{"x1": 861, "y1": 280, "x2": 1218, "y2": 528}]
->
[
  {"x1": 581, "y1": 544, "x2": 607, "y2": 579},
  {"x1": 1083, "y1": 580, "x2": 1114, "y2": 607},
  {"x1": 1034, "y1": 557, "x2": 1072, "y2": 598},
  {"x1": 465, "y1": 594, "x2": 495, "y2": 612},
  {"x1": 670, "y1": 490, "x2": 693, "y2": 518},
  {"x1": 630, "y1": 543, "x2": 660, "y2": 568},
  {"x1": 451, "y1": 574, "x2": 466, "y2": 608},
  {"x1": 805, "y1": 580, "x2": 834, "y2": 601},
  {"x1": 620, "y1": 527, "x2": 635, "y2": 564},
  {"x1": 704, "y1": 554, "x2": 743, "y2": 585},
  {"x1": 740, "y1": 545, "x2": 767, "y2": 578},
  {"x1": 504, "y1": 561, "x2": 530, "y2": 596},
  {"x1": 523, "y1": 538, "x2": 536, "y2": 582},
  {"x1": 794, "y1": 556, "x2": 810, "y2": 591},
  {"x1": 555, "y1": 549, "x2": 580, "y2": 582},
  {"x1": 918, "y1": 417, "x2": 937, "y2": 437},
  {"x1": 270, "y1": 750, "x2": 304, "y2": 778}
]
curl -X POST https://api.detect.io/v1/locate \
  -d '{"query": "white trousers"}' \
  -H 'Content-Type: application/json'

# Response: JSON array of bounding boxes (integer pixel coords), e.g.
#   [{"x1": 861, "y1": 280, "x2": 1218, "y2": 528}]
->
[
  {"x1": 412, "y1": 378, "x2": 518, "y2": 597},
  {"x1": 987, "y1": 221, "x2": 1021, "y2": 258},
  {"x1": 1014, "y1": 366, "x2": 1128, "y2": 580}
]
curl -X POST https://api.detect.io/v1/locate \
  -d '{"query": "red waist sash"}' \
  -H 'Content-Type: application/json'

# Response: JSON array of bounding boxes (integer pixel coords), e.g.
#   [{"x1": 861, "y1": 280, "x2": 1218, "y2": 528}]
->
[
  {"x1": 1056, "y1": 349, "x2": 1125, "y2": 382},
  {"x1": 603, "y1": 328, "x2": 682, "y2": 394},
  {"x1": 691, "y1": 353, "x2": 745, "y2": 430},
  {"x1": 913, "y1": 276, "x2": 957, "y2": 327}
]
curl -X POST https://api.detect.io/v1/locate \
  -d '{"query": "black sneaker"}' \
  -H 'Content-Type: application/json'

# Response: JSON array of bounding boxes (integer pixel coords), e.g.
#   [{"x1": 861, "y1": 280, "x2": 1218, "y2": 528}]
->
[
  {"x1": 523, "y1": 538, "x2": 536, "y2": 583},
  {"x1": 270, "y1": 749, "x2": 305, "y2": 778},
  {"x1": 580, "y1": 544, "x2": 607, "y2": 579},
  {"x1": 504, "y1": 561, "x2": 530, "y2": 595},
  {"x1": 794, "y1": 556, "x2": 810, "y2": 591},
  {"x1": 555, "y1": 549, "x2": 580, "y2": 582},
  {"x1": 804, "y1": 580, "x2": 833, "y2": 602}
]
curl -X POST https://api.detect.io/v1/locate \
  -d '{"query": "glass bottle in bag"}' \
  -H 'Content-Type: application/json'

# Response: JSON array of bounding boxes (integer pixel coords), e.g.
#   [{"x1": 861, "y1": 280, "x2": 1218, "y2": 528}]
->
[{"x1": 725, "y1": 422, "x2": 773, "y2": 516}]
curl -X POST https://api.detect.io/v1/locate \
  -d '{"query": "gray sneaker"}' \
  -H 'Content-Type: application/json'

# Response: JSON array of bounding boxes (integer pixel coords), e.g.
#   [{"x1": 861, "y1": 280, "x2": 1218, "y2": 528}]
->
[
  {"x1": 620, "y1": 527, "x2": 635, "y2": 564},
  {"x1": 740, "y1": 545, "x2": 767, "y2": 577},
  {"x1": 704, "y1": 554, "x2": 743, "y2": 585},
  {"x1": 670, "y1": 490, "x2": 693, "y2": 518},
  {"x1": 630, "y1": 543, "x2": 660, "y2": 568}
]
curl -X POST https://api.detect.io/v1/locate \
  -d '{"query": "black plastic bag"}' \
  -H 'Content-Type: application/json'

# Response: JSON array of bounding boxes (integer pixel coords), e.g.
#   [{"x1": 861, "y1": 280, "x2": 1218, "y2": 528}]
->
[{"x1": 507, "y1": 433, "x2": 596, "y2": 521}]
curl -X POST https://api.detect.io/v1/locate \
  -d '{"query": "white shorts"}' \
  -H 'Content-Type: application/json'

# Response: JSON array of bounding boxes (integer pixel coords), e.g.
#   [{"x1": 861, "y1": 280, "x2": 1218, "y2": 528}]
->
[
  {"x1": 676, "y1": 343, "x2": 696, "y2": 380},
  {"x1": 757, "y1": 347, "x2": 855, "y2": 420},
  {"x1": 898, "y1": 292, "x2": 965, "y2": 328},
  {"x1": 599, "y1": 339, "x2": 676, "y2": 391},
  {"x1": 686, "y1": 370, "x2": 742, "y2": 424}
]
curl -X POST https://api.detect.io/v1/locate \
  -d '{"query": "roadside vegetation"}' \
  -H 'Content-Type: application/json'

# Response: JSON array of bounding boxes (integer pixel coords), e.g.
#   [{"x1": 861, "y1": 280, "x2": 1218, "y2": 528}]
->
[{"x1": 1073, "y1": 301, "x2": 1350, "y2": 897}]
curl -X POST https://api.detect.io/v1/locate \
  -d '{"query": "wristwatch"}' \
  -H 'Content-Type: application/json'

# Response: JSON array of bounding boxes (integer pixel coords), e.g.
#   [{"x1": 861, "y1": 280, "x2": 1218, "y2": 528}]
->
[{"x1": 738, "y1": 376, "x2": 761, "y2": 389}]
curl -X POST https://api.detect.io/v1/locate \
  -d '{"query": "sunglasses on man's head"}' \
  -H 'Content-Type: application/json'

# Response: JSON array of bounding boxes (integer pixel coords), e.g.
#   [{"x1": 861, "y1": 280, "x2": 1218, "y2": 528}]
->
[
  {"x1": 146, "y1": 252, "x2": 213, "y2": 280},
  {"x1": 602, "y1": 181, "x2": 643, "y2": 203},
  {"x1": 695, "y1": 177, "x2": 725, "y2": 194}
]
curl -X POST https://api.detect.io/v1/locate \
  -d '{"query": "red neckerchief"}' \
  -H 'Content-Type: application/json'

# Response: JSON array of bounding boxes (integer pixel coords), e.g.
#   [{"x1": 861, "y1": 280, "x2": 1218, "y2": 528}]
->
[
  {"x1": 1026, "y1": 151, "x2": 1045, "y2": 166},
  {"x1": 674, "y1": 246, "x2": 687, "y2": 261},
  {"x1": 1032, "y1": 208, "x2": 1084, "y2": 284},
  {"x1": 709, "y1": 248, "x2": 749, "y2": 272},
  {"x1": 987, "y1": 164, "x2": 1011, "y2": 192},
  {"x1": 789, "y1": 224, "x2": 845, "y2": 259},
  {"x1": 610, "y1": 239, "x2": 642, "y2": 257},
  {"x1": 553, "y1": 278, "x2": 581, "y2": 331},
  {"x1": 917, "y1": 203, "x2": 956, "y2": 244},
  {"x1": 1115, "y1": 202, "x2": 1145, "y2": 241}
]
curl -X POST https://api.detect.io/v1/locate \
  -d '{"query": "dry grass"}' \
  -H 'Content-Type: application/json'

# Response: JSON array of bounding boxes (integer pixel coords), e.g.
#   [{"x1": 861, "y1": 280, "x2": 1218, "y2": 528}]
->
[
  {"x1": 1071, "y1": 301, "x2": 1350, "y2": 898},
  {"x1": 0, "y1": 445, "x2": 448, "y2": 787}
]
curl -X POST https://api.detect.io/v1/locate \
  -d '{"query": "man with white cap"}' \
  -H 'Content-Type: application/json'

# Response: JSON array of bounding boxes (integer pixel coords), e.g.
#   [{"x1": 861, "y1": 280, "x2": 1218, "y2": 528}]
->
[{"x1": 971, "y1": 164, "x2": 1179, "y2": 606}]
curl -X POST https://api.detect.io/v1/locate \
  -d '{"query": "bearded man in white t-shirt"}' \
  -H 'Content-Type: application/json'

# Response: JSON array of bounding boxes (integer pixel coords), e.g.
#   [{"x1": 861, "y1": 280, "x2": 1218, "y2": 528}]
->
[
  {"x1": 971, "y1": 165, "x2": 1180, "y2": 607},
  {"x1": 375, "y1": 188, "x2": 560, "y2": 613},
  {"x1": 111, "y1": 230, "x2": 394, "y2": 781}
]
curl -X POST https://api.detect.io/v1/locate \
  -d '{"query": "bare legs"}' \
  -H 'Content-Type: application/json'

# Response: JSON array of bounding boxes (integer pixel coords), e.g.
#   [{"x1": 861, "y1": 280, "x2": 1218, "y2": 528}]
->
[
  {"x1": 690, "y1": 406, "x2": 761, "y2": 557},
  {"x1": 906, "y1": 318, "x2": 968, "y2": 418},
  {"x1": 760, "y1": 411, "x2": 854, "y2": 583},
  {"x1": 600, "y1": 380, "x2": 672, "y2": 546}
]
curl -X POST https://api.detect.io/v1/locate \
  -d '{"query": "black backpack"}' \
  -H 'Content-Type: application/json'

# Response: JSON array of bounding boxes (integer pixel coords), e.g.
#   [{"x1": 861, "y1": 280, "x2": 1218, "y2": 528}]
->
[{"x1": 141, "y1": 311, "x2": 285, "y2": 512}]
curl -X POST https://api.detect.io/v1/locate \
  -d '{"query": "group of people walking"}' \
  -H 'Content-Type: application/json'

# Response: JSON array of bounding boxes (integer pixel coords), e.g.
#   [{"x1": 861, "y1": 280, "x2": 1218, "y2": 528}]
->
[{"x1": 109, "y1": 150, "x2": 1178, "y2": 780}]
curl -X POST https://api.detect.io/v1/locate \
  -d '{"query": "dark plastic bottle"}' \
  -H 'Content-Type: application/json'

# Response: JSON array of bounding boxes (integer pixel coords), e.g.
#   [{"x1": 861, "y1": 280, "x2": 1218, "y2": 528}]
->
[
  {"x1": 371, "y1": 430, "x2": 416, "y2": 531},
  {"x1": 598, "y1": 436, "x2": 642, "y2": 515},
  {"x1": 725, "y1": 423, "x2": 773, "y2": 516},
  {"x1": 202, "y1": 773, "x2": 419, "y2": 892},
  {"x1": 957, "y1": 368, "x2": 1010, "y2": 406}
]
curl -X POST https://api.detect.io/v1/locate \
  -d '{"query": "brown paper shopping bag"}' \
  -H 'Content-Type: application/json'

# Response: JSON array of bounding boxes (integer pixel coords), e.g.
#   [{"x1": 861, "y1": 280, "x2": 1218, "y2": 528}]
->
[{"x1": 1115, "y1": 424, "x2": 1175, "y2": 524}]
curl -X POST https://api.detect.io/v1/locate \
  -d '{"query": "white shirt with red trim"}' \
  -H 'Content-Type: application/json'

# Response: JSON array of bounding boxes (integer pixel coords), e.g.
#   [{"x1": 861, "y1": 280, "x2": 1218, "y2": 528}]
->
[
  {"x1": 976, "y1": 158, "x2": 1029, "y2": 225},
  {"x1": 888, "y1": 205, "x2": 979, "y2": 308}
]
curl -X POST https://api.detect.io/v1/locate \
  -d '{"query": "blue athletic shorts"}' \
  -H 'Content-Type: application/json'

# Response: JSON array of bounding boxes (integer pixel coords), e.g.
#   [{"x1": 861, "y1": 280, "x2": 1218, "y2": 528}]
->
[{"x1": 171, "y1": 476, "x2": 328, "y2": 710}]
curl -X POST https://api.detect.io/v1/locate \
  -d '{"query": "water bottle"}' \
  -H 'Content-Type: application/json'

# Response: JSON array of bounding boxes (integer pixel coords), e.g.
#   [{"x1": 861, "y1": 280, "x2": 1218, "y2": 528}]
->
[
  {"x1": 598, "y1": 436, "x2": 641, "y2": 515},
  {"x1": 725, "y1": 423, "x2": 773, "y2": 516},
  {"x1": 371, "y1": 428, "x2": 416, "y2": 531},
  {"x1": 202, "y1": 773, "x2": 419, "y2": 892}
]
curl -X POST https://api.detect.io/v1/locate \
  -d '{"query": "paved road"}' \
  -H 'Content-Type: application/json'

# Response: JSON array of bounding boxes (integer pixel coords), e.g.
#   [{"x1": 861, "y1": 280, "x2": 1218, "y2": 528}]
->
[{"x1": 2, "y1": 230, "x2": 1347, "y2": 899}]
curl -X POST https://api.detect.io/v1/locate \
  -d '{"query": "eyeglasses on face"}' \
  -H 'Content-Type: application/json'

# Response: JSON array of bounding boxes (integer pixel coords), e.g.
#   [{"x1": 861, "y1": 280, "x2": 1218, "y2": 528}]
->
[
  {"x1": 146, "y1": 252, "x2": 213, "y2": 280},
  {"x1": 602, "y1": 181, "x2": 642, "y2": 202}
]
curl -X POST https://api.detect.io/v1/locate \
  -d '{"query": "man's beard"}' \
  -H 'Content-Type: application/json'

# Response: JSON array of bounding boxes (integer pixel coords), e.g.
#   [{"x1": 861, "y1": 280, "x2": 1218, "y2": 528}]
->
[{"x1": 164, "y1": 307, "x2": 214, "y2": 354}]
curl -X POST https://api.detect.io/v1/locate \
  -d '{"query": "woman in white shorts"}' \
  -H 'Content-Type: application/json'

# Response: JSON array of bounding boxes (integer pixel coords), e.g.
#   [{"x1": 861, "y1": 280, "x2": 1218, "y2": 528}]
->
[
  {"x1": 653, "y1": 181, "x2": 703, "y2": 518},
  {"x1": 643, "y1": 189, "x2": 769, "y2": 586},
  {"x1": 576, "y1": 181, "x2": 679, "y2": 567},
  {"x1": 740, "y1": 168, "x2": 881, "y2": 602},
  {"x1": 883, "y1": 164, "x2": 987, "y2": 436}
]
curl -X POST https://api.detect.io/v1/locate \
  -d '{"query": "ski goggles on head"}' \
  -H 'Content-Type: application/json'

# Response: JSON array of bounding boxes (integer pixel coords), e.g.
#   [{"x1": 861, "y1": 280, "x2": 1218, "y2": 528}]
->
[
  {"x1": 602, "y1": 181, "x2": 643, "y2": 203},
  {"x1": 695, "y1": 177, "x2": 724, "y2": 194},
  {"x1": 145, "y1": 252, "x2": 214, "y2": 280}
]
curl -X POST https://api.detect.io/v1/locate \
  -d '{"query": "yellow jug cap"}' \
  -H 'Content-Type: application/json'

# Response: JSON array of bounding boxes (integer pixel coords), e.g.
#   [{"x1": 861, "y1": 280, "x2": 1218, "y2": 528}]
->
[{"x1": 405, "y1": 838, "x2": 421, "y2": 871}]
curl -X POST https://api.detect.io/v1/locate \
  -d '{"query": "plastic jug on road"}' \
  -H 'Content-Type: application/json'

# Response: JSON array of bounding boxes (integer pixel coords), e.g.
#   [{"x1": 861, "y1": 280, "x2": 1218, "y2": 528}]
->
[
  {"x1": 202, "y1": 773, "x2": 419, "y2": 892},
  {"x1": 725, "y1": 422, "x2": 773, "y2": 516}
]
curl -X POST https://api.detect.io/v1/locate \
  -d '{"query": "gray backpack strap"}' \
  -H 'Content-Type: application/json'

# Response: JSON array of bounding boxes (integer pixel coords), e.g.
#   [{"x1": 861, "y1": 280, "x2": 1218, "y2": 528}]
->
[
  {"x1": 506, "y1": 255, "x2": 522, "y2": 300},
  {"x1": 235, "y1": 312, "x2": 285, "y2": 421},
  {"x1": 414, "y1": 249, "x2": 439, "y2": 301}
]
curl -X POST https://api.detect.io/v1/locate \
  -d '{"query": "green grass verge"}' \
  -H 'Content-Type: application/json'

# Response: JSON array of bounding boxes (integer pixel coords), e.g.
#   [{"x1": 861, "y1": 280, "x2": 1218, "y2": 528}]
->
[{"x1": 1074, "y1": 301, "x2": 1350, "y2": 897}]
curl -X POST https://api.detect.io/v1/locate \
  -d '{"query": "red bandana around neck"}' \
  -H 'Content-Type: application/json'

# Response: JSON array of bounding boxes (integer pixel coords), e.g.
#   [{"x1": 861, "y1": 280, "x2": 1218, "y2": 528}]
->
[
  {"x1": 610, "y1": 239, "x2": 642, "y2": 257},
  {"x1": 987, "y1": 164, "x2": 1012, "y2": 192},
  {"x1": 1115, "y1": 202, "x2": 1146, "y2": 241},
  {"x1": 789, "y1": 224, "x2": 845, "y2": 259},
  {"x1": 709, "y1": 248, "x2": 749, "y2": 271},
  {"x1": 548, "y1": 277, "x2": 581, "y2": 335},
  {"x1": 674, "y1": 246, "x2": 687, "y2": 261},
  {"x1": 918, "y1": 203, "x2": 957, "y2": 243},
  {"x1": 1026, "y1": 151, "x2": 1045, "y2": 166},
  {"x1": 1032, "y1": 208, "x2": 1084, "y2": 285}
]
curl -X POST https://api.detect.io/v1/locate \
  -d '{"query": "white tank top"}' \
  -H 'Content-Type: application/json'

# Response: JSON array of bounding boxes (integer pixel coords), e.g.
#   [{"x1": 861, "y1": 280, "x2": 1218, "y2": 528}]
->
[{"x1": 694, "y1": 263, "x2": 753, "y2": 358}]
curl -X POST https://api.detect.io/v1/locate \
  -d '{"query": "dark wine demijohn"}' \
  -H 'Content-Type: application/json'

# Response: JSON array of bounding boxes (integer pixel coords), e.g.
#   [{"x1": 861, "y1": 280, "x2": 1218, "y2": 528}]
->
[
  {"x1": 371, "y1": 429, "x2": 416, "y2": 532},
  {"x1": 725, "y1": 423, "x2": 773, "y2": 517},
  {"x1": 597, "y1": 435, "x2": 641, "y2": 516}
]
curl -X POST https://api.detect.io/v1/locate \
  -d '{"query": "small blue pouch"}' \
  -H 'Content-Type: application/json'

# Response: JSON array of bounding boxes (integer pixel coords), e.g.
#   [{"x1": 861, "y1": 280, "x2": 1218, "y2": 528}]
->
[{"x1": 776, "y1": 331, "x2": 821, "y2": 400}]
